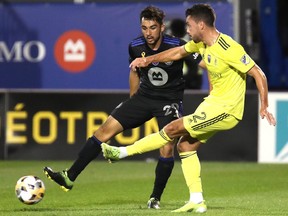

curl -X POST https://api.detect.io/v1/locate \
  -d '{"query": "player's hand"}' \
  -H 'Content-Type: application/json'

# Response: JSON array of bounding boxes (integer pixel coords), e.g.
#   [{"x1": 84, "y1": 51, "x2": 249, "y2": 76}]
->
[
  {"x1": 260, "y1": 108, "x2": 276, "y2": 126},
  {"x1": 129, "y1": 57, "x2": 148, "y2": 71}
]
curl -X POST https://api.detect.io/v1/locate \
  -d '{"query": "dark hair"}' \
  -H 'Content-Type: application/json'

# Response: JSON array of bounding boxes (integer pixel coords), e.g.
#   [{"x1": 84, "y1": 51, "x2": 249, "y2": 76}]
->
[
  {"x1": 140, "y1": 6, "x2": 165, "y2": 25},
  {"x1": 185, "y1": 4, "x2": 216, "y2": 27},
  {"x1": 170, "y1": 18, "x2": 186, "y2": 38}
]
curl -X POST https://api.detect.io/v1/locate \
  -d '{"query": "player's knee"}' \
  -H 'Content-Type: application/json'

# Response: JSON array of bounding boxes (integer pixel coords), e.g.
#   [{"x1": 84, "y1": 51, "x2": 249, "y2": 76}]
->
[
  {"x1": 159, "y1": 143, "x2": 174, "y2": 157},
  {"x1": 160, "y1": 150, "x2": 173, "y2": 158},
  {"x1": 177, "y1": 144, "x2": 185, "y2": 153},
  {"x1": 93, "y1": 126, "x2": 113, "y2": 142},
  {"x1": 177, "y1": 138, "x2": 202, "y2": 153},
  {"x1": 164, "y1": 123, "x2": 180, "y2": 138}
]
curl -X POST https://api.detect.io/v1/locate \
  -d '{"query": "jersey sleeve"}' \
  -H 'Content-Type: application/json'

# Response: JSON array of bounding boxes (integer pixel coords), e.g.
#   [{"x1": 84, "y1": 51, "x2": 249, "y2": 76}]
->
[
  {"x1": 184, "y1": 40, "x2": 200, "y2": 53},
  {"x1": 180, "y1": 39, "x2": 202, "y2": 64},
  {"x1": 225, "y1": 41, "x2": 255, "y2": 73}
]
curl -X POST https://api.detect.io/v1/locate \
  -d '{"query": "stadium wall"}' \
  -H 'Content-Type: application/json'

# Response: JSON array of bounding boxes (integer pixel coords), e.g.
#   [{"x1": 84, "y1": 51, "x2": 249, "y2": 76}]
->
[{"x1": 0, "y1": 90, "x2": 259, "y2": 162}]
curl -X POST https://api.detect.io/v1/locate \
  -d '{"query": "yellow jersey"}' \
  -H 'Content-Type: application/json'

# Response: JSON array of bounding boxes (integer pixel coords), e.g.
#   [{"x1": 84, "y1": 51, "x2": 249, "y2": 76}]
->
[{"x1": 184, "y1": 33, "x2": 255, "y2": 120}]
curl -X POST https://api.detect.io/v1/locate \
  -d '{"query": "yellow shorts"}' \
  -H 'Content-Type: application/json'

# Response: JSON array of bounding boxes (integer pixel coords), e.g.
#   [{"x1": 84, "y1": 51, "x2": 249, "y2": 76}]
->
[{"x1": 183, "y1": 101, "x2": 240, "y2": 143}]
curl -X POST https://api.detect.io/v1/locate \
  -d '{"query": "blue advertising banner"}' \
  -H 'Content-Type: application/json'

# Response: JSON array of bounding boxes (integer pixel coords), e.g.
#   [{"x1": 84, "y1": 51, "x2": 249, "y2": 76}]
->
[{"x1": 0, "y1": 2, "x2": 233, "y2": 89}]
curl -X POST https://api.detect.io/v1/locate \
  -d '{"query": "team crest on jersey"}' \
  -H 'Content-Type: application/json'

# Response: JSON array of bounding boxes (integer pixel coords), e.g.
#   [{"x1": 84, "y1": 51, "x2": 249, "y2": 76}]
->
[
  {"x1": 240, "y1": 54, "x2": 250, "y2": 65},
  {"x1": 152, "y1": 62, "x2": 159, "y2": 66},
  {"x1": 165, "y1": 61, "x2": 173, "y2": 66},
  {"x1": 207, "y1": 54, "x2": 211, "y2": 63}
]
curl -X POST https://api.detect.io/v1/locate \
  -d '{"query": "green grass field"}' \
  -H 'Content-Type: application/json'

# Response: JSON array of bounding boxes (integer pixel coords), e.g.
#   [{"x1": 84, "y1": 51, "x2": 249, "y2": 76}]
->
[{"x1": 0, "y1": 160, "x2": 287, "y2": 216}]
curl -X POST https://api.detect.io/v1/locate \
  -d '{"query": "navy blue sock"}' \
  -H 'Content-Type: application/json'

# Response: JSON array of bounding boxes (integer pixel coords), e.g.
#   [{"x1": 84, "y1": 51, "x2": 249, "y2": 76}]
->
[
  {"x1": 150, "y1": 157, "x2": 174, "y2": 201},
  {"x1": 67, "y1": 136, "x2": 102, "y2": 181}
]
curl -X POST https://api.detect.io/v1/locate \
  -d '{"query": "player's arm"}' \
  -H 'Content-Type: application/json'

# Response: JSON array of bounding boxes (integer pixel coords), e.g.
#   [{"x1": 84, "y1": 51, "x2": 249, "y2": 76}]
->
[
  {"x1": 248, "y1": 64, "x2": 276, "y2": 126},
  {"x1": 129, "y1": 68, "x2": 140, "y2": 97},
  {"x1": 198, "y1": 59, "x2": 206, "y2": 70},
  {"x1": 130, "y1": 45, "x2": 189, "y2": 71},
  {"x1": 128, "y1": 44, "x2": 140, "y2": 97}
]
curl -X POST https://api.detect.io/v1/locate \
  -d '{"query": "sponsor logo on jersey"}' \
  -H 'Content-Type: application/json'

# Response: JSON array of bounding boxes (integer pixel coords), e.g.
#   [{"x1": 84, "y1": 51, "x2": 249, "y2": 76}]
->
[
  {"x1": 209, "y1": 71, "x2": 221, "y2": 79},
  {"x1": 148, "y1": 67, "x2": 168, "y2": 86}
]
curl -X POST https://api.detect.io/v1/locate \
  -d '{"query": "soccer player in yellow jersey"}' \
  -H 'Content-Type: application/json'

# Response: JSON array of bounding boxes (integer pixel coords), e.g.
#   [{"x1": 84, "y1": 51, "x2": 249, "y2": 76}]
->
[{"x1": 102, "y1": 4, "x2": 276, "y2": 213}]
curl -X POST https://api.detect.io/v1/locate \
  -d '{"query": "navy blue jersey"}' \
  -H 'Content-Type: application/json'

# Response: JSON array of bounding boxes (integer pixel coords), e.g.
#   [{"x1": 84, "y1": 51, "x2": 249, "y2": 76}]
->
[{"x1": 129, "y1": 34, "x2": 201, "y2": 100}]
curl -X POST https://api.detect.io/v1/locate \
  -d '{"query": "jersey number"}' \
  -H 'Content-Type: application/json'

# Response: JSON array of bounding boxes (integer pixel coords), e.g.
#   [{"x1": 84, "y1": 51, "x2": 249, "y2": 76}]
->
[
  {"x1": 192, "y1": 112, "x2": 206, "y2": 123},
  {"x1": 163, "y1": 103, "x2": 180, "y2": 118}
]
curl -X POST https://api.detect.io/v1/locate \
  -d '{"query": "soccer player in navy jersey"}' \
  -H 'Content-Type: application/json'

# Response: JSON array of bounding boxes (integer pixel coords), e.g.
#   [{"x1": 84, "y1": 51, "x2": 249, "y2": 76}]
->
[{"x1": 44, "y1": 6, "x2": 203, "y2": 209}]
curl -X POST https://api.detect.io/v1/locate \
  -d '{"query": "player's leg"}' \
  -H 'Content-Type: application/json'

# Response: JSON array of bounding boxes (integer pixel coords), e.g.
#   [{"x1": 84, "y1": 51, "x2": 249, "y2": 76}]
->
[
  {"x1": 172, "y1": 104, "x2": 240, "y2": 213},
  {"x1": 147, "y1": 141, "x2": 175, "y2": 209},
  {"x1": 172, "y1": 135, "x2": 207, "y2": 213},
  {"x1": 68, "y1": 94, "x2": 152, "y2": 173},
  {"x1": 44, "y1": 94, "x2": 153, "y2": 190},
  {"x1": 44, "y1": 115, "x2": 123, "y2": 191},
  {"x1": 68, "y1": 116, "x2": 123, "y2": 179},
  {"x1": 148, "y1": 101, "x2": 182, "y2": 209},
  {"x1": 102, "y1": 117, "x2": 187, "y2": 160}
]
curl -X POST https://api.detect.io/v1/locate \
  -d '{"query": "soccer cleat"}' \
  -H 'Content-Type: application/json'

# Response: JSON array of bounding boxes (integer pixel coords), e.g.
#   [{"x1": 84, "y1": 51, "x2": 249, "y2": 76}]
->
[
  {"x1": 171, "y1": 201, "x2": 207, "y2": 213},
  {"x1": 101, "y1": 143, "x2": 120, "y2": 162},
  {"x1": 147, "y1": 197, "x2": 160, "y2": 209},
  {"x1": 43, "y1": 167, "x2": 74, "y2": 192}
]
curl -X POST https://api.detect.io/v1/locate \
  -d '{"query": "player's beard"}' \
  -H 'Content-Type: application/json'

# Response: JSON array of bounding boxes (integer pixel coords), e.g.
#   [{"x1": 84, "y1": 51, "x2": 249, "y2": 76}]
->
[
  {"x1": 146, "y1": 34, "x2": 161, "y2": 47},
  {"x1": 189, "y1": 32, "x2": 202, "y2": 43}
]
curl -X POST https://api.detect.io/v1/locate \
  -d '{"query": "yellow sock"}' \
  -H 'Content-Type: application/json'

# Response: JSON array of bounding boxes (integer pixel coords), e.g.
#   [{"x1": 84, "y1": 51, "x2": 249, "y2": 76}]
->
[
  {"x1": 127, "y1": 129, "x2": 172, "y2": 156},
  {"x1": 179, "y1": 151, "x2": 203, "y2": 193}
]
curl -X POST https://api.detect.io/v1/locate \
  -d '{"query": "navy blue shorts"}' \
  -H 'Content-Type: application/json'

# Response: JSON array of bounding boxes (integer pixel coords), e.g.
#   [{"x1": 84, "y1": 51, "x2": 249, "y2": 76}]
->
[{"x1": 111, "y1": 93, "x2": 183, "y2": 130}]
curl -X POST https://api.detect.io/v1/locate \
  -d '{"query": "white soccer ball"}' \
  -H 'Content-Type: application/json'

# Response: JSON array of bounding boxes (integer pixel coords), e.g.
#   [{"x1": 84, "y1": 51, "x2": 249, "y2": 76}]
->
[{"x1": 15, "y1": 175, "x2": 45, "y2": 205}]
